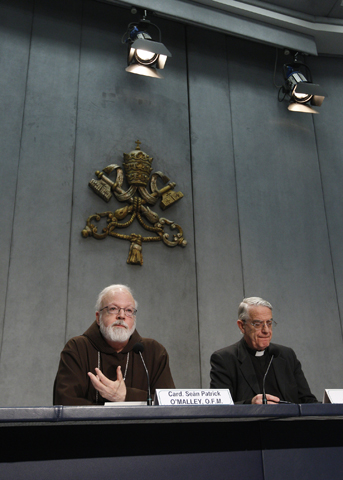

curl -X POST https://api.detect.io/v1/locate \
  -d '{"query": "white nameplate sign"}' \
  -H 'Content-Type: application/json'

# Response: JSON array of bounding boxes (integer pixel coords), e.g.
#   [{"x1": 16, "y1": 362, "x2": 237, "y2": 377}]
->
[
  {"x1": 154, "y1": 389, "x2": 234, "y2": 406},
  {"x1": 323, "y1": 389, "x2": 343, "y2": 404}
]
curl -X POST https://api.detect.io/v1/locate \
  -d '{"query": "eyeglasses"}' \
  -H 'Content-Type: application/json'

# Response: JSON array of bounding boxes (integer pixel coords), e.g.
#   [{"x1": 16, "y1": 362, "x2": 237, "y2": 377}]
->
[
  {"x1": 99, "y1": 305, "x2": 137, "y2": 317},
  {"x1": 243, "y1": 319, "x2": 277, "y2": 330}
]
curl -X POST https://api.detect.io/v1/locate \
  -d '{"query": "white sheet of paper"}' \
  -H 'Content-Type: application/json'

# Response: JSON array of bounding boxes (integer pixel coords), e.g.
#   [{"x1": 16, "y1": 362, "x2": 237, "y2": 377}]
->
[{"x1": 323, "y1": 389, "x2": 343, "y2": 403}]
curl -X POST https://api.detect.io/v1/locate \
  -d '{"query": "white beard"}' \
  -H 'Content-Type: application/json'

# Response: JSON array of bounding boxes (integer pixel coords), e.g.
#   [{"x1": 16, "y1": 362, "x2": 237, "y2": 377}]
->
[{"x1": 99, "y1": 318, "x2": 136, "y2": 344}]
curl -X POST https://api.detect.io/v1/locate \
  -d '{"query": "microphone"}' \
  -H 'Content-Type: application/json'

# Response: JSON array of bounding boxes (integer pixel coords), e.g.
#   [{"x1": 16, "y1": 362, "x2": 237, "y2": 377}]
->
[
  {"x1": 133, "y1": 343, "x2": 152, "y2": 406},
  {"x1": 262, "y1": 354, "x2": 274, "y2": 404}
]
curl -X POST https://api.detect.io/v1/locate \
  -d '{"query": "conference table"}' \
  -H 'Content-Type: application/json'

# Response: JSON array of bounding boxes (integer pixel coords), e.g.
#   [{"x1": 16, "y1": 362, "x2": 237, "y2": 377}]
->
[{"x1": 1, "y1": 403, "x2": 343, "y2": 479}]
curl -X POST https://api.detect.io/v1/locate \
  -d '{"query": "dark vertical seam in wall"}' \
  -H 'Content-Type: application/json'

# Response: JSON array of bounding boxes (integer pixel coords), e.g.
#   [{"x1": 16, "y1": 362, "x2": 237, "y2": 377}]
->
[
  {"x1": 313, "y1": 115, "x2": 343, "y2": 342},
  {"x1": 226, "y1": 35, "x2": 245, "y2": 299},
  {"x1": 185, "y1": 25, "x2": 202, "y2": 387},
  {"x1": 325, "y1": 3, "x2": 337, "y2": 16},
  {"x1": 64, "y1": 0, "x2": 84, "y2": 344},
  {"x1": 0, "y1": 0, "x2": 35, "y2": 363}
]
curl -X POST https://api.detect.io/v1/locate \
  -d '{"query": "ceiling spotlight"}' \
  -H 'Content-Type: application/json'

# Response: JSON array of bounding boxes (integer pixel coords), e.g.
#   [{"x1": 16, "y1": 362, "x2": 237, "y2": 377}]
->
[
  {"x1": 122, "y1": 10, "x2": 171, "y2": 79},
  {"x1": 278, "y1": 53, "x2": 326, "y2": 113}
]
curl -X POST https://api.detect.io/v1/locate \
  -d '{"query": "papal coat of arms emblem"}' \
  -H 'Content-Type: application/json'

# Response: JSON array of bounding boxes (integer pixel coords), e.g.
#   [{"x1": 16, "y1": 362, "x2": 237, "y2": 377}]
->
[{"x1": 82, "y1": 141, "x2": 187, "y2": 265}]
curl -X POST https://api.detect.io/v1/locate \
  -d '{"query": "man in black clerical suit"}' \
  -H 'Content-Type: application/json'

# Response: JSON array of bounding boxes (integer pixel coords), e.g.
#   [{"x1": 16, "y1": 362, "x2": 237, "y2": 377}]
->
[{"x1": 210, "y1": 297, "x2": 318, "y2": 404}]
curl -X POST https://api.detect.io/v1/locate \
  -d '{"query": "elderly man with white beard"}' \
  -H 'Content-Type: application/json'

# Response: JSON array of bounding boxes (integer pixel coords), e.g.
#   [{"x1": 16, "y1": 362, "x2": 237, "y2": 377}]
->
[{"x1": 53, "y1": 284, "x2": 175, "y2": 405}]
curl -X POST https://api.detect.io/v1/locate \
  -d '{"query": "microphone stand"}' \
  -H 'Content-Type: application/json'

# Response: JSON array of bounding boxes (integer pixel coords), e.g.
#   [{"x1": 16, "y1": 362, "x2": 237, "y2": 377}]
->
[
  {"x1": 132, "y1": 343, "x2": 152, "y2": 406},
  {"x1": 139, "y1": 352, "x2": 152, "y2": 406}
]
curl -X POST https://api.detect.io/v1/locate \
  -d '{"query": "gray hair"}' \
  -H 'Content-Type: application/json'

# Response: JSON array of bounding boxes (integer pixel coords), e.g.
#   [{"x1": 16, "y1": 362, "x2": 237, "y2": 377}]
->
[
  {"x1": 95, "y1": 284, "x2": 138, "y2": 311},
  {"x1": 238, "y1": 297, "x2": 272, "y2": 321}
]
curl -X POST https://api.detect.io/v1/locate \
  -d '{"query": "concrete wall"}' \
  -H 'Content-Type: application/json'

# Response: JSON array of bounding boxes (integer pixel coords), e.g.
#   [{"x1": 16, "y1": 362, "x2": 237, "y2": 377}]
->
[{"x1": 1, "y1": 0, "x2": 343, "y2": 406}]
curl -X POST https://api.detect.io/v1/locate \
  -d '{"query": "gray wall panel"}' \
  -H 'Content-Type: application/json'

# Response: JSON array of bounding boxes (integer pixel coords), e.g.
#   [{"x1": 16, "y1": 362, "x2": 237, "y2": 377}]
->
[
  {"x1": 0, "y1": 0, "x2": 33, "y2": 346},
  {"x1": 187, "y1": 27, "x2": 244, "y2": 388},
  {"x1": 309, "y1": 55, "x2": 343, "y2": 342},
  {"x1": 0, "y1": 0, "x2": 82, "y2": 406},
  {"x1": 309, "y1": 55, "x2": 343, "y2": 394}
]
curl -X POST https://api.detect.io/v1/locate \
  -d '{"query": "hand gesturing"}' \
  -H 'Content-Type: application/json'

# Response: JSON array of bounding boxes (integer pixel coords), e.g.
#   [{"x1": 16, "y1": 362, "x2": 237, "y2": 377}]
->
[{"x1": 88, "y1": 366, "x2": 127, "y2": 402}]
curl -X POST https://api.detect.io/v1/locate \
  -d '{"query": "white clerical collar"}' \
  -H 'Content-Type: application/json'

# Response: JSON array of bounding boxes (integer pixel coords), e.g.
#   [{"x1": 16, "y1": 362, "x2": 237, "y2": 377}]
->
[{"x1": 255, "y1": 350, "x2": 265, "y2": 356}]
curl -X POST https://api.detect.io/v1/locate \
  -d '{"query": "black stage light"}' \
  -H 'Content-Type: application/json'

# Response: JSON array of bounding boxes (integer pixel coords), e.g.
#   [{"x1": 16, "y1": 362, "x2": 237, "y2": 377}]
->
[
  {"x1": 278, "y1": 53, "x2": 326, "y2": 114},
  {"x1": 123, "y1": 10, "x2": 171, "y2": 79}
]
